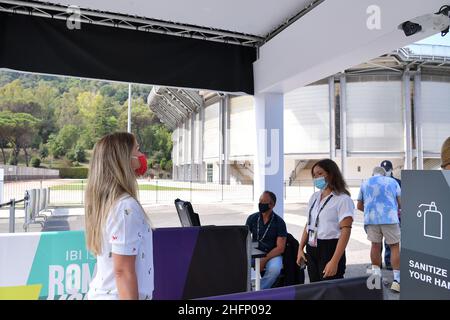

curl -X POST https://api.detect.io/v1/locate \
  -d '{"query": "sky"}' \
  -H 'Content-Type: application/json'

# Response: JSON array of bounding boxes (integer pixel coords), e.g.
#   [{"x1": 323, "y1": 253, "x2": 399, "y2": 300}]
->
[{"x1": 415, "y1": 32, "x2": 450, "y2": 46}]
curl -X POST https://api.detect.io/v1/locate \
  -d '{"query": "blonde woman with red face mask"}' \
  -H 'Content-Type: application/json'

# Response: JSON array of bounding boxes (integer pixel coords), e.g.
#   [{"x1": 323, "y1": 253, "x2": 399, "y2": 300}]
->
[{"x1": 85, "y1": 132, "x2": 153, "y2": 300}]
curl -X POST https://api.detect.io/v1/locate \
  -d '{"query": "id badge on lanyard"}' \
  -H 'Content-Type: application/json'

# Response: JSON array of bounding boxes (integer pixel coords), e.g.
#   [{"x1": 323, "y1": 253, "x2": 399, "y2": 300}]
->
[
  {"x1": 307, "y1": 194, "x2": 333, "y2": 248},
  {"x1": 308, "y1": 228, "x2": 318, "y2": 247}
]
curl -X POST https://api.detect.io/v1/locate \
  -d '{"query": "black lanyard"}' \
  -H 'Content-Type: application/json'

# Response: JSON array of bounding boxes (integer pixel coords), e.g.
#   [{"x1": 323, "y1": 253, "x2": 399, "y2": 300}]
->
[
  {"x1": 308, "y1": 194, "x2": 333, "y2": 230},
  {"x1": 256, "y1": 213, "x2": 274, "y2": 242}
]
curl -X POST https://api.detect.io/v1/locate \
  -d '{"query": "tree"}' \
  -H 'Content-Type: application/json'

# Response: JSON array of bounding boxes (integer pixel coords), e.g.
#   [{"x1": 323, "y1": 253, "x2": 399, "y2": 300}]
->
[
  {"x1": 0, "y1": 71, "x2": 169, "y2": 169},
  {"x1": 68, "y1": 145, "x2": 87, "y2": 163},
  {"x1": 0, "y1": 80, "x2": 57, "y2": 146},
  {"x1": 57, "y1": 125, "x2": 80, "y2": 151},
  {"x1": 165, "y1": 159, "x2": 173, "y2": 172},
  {"x1": 31, "y1": 157, "x2": 41, "y2": 168},
  {"x1": 77, "y1": 92, "x2": 119, "y2": 141},
  {"x1": 32, "y1": 81, "x2": 58, "y2": 144},
  {"x1": 0, "y1": 137, "x2": 9, "y2": 165},
  {"x1": 39, "y1": 144, "x2": 49, "y2": 160},
  {"x1": 153, "y1": 125, "x2": 173, "y2": 161},
  {"x1": 118, "y1": 98, "x2": 159, "y2": 155},
  {"x1": 54, "y1": 88, "x2": 84, "y2": 129},
  {"x1": 0, "y1": 111, "x2": 40, "y2": 166},
  {"x1": 99, "y1": 84, "x2": 116, "y2": 97},
  {"x1": 0, "y1": 79, "x2": 34, "y2": 105},
  {"x1": 47, "y1": 134, "x2": 65, "y2": 159},
  {"x1": 74, "y1": 145, "x2": 86, "y2": 163},
  {"x1": 47, "y1": 125, "x2": 79, "y2": 158}
]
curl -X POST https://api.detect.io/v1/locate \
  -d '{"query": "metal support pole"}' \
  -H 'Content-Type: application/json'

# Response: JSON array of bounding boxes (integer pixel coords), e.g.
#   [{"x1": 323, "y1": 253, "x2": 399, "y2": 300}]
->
[
  {"x1": 81, "y1": 179, "x2": 84, "y2": 204},
  {"x1": 414, "y1": 70, "x2": 423, "y2": 170},
  {"x1": 155, "y1": 180, "x2": 158, "y2": 204},
  {"x1": 24, "y1": 191, "x2": 29, "y2": 232},
  {"x1": 191, "y1": 115, "x2": 195, "y2": 182},
  {"x1": 252, "y1": 181, "x2": 254, "y2": 202},
  {"x1": 9, "y1": 198, "x2": 15, "y2": 233},
  {"x1": 127, "y1": 83, "x2": 132, "y2": 133},
  {"x1": 184, "y1": 121, "x2": 189, "y2": 181},
  {"x1": 255, "y1": 257, "x2": 261, "y2": 291},
  {"x1": 329, "y1": 76, "x2": 336, "y2": 160},
  {"x1": 339, "y1": 74, "x2": 347, "y2": 178},
  {"x1": 403, "y1": 70, "x2": 413, "y2": 169}
]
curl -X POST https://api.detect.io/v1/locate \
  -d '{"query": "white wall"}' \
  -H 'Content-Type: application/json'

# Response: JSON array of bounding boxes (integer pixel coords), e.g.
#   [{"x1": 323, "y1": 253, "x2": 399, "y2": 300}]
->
[
  {"x1": 229, "y1": 96, "x2": 255, "y2": 158},
  {"x1": 203, "y1": 102, "x2": 220, "y2": 160},
  {"x1": 284, "y1": 84, "x2": 330, "y2": 154},
  {"x1": 178, "y1": 127, "x2": 184, "y2": 165},
  {"x1": 0, "y1": 165, "x2": 59, "y2": 177},
  {"x1": 185, "y1": 120, "x2": 191, "y2": 165},
  {"x1": 194, "y1": 112, "x2": 200, "y2": 163},
  {"x1": 171, "y1": 129, "x2": 178, "y2": 166},
  {"x1": 421, "y1": 81, "x2": 450, "y2": 154},
  {"x1": 346, "y1": 81, "x2": 404, "y2": 152}
]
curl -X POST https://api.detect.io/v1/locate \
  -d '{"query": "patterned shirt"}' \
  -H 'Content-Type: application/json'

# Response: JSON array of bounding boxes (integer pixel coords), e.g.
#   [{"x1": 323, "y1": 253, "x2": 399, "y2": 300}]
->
[
  {"x1": 358, "y1": 175, "x2": 401, "y2": 225},
  {"x1": 88, "y1": 194, "x2": 154, "y2": 300}
]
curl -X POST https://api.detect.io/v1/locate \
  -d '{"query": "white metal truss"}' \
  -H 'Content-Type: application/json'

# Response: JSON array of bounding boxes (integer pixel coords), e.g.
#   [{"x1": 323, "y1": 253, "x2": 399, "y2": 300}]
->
[
  {"x1": 0, "y1": 0, "x2": 263, "y2": 47},
  {"x1": 345, "y1": 48, "x2": 450, "y2": 76},
  {"x1": 262, "y1": 0, "x2": 324, "y2": 44},
  {"x1": 392, "y1": 47, "x2": 450, "y2": 68},
  {"x1": 147, "y1": 86, "x2": 203, "y2": 130}
]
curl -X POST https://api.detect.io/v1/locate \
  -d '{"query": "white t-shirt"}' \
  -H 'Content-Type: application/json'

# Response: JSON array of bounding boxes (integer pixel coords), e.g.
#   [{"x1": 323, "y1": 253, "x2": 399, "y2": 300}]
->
[
  {"x1": 87, "y1": 194, "x2": 154, "y2": 300},
  {"x1": 307, "y1": 191, "x2": 354, "y2": 240}
]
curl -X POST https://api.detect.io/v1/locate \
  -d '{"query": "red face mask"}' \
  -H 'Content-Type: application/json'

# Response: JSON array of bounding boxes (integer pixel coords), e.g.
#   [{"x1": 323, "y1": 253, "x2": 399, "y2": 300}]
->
[{"x1": 134, "y1": 154, "x2": 148, "y2": 176}]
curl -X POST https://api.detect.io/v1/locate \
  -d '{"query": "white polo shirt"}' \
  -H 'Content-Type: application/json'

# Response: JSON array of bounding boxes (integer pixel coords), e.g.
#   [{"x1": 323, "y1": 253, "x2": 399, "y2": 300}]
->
[
  {"x1": 88, "y1": 194, "x2": 154, "y2": 300},
  {"x1": 307, "y1": 191, "x2": 355, "y2": 240}
]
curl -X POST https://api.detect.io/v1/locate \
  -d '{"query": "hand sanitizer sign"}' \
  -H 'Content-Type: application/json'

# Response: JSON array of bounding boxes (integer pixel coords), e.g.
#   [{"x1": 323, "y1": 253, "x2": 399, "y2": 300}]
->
[
  {"x1": 417, "y1": 202, "x2": 443, "y2": 240},
  {"x1": 402, "y1": 170, "x2": 450, "y2": 300}
]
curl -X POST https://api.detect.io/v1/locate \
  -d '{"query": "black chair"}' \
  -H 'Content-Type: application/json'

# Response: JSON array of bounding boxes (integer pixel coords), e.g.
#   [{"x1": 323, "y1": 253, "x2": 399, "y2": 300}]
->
[
  {"x1": 174, "y1": 198, "x2": 201, "y2": 227},
  {"x1": 271, "y1": 233, "x2": 305, "y2": 288}
]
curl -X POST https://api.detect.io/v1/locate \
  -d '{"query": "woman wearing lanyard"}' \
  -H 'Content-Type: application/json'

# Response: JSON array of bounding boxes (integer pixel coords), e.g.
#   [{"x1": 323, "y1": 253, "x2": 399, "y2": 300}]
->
[{"x1": 296, "y1": 159, "x2": 354, "y2": 282}]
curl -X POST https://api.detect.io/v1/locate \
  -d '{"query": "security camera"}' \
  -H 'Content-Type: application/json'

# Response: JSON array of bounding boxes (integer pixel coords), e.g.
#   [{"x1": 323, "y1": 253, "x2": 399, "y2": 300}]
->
[
  {"x1": 401, "y1": 21, "x2": 422, "y2": 36},
  {"x1": 400, "y1": 5, "x2": 450, "y2": 37}
]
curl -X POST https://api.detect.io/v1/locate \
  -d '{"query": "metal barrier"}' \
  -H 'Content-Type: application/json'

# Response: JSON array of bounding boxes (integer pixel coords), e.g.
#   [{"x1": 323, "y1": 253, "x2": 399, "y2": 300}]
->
[
  {"x1": 23, "y1": 188, "x2": 51, "y2": 231},
  {"x1": 0, "y1": 196, "x2": 26, "y2": 233}
]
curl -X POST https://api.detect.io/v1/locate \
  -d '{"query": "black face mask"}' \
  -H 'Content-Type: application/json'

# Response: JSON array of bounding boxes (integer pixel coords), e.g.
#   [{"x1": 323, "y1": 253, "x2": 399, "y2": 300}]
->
[{"x1": 258, "y1": 203, "x2": 271, "y2": 213}]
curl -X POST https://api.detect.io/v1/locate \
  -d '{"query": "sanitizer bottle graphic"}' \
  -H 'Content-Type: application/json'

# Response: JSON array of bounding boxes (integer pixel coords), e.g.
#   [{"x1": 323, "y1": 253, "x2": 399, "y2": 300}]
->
[{"x1": 417, "y1": 202, "x2": 443, "y2": 240}]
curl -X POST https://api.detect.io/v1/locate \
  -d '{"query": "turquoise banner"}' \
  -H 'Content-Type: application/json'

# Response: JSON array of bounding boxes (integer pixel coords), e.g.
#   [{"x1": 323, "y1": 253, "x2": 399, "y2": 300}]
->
[{"x1": 27, "y1": 231, "x2": 97, "y2": 300}]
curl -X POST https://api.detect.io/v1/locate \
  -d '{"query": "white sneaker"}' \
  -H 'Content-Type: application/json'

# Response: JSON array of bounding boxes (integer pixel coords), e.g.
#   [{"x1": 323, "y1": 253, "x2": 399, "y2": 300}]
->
[{"x1": 391, "y1": 280, "x2": 400, "y2": 293}]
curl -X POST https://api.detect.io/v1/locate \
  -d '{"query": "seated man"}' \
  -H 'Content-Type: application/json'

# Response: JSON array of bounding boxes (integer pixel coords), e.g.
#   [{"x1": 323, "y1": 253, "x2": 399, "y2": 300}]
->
[{"x1": 246, "y1": 191, "x2": 287, "y2": 289}]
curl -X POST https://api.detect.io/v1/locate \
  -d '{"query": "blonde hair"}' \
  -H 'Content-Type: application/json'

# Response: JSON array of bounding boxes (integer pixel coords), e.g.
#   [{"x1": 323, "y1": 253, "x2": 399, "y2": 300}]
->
[{"x1": 85, "y1": 132, "x2": 138, "y2": 255}]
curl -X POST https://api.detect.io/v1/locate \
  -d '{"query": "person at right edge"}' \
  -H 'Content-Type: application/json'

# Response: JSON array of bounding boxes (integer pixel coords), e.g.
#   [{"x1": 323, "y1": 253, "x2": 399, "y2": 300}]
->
[
  {"x1": 357, "y1": 166, "x2": 401, "y2": 293},
  {"x1": 296, "y1": 159, "x2": 354, "y2": 282},
  {"x1": 380, "y1": 160, "x2": 401, "y2": 271}
]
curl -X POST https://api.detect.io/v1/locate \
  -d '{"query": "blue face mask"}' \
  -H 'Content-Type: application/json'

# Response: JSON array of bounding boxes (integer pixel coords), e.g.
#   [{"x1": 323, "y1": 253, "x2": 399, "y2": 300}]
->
[{"x1": 314, "y1": 176, "x2": 328, "y2": 190}]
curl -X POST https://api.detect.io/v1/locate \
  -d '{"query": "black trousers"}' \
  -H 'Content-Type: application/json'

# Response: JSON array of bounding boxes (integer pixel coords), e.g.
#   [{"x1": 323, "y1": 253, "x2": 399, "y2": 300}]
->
[{"x1": 306, "y1": 239, "x2": 346, "y2": 283}]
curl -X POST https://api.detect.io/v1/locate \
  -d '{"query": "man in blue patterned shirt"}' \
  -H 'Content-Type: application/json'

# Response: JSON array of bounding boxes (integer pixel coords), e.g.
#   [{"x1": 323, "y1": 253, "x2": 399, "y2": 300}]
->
[
  {"x1": 380, "y1": 160, "x2": 401, "y2": 271},
  {"x1": 357, "y1": 166, "x2": 401, "y2": 293}
]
